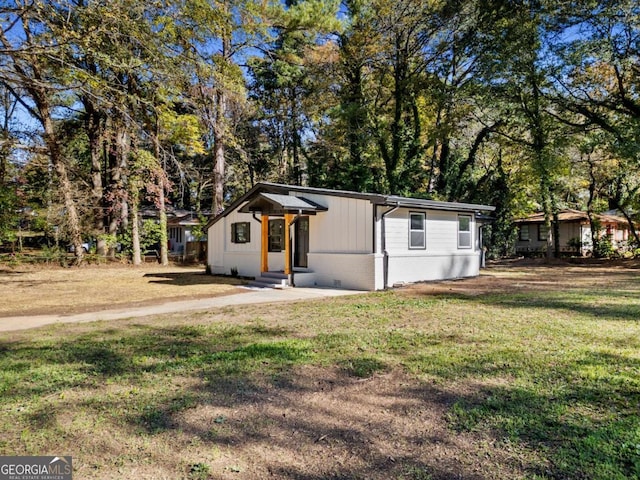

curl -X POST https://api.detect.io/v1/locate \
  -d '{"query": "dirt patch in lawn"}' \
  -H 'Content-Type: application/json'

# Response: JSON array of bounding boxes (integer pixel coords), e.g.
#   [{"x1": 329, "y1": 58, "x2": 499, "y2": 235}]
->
[
  {"x1": 162, "y1": 367, "x2": 530, "y2": 480},
  {"x1": 0, "y1": 263, "x2": 245, "y2": 317},
  {"x1": 54, "y1": 367, "x2": 532, "y2": 480}
]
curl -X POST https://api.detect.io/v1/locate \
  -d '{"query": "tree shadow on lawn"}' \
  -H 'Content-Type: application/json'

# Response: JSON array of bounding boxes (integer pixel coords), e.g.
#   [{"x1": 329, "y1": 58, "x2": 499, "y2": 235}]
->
[
  {"x1": 3, "y1": 319, "x2": 640, "y2": 479},
  {"x1": 438, "y1": 348, "x2": 640, "y2": 479},
  {"x1": 143, "y1": 271, "x2": 245, "y2": 287},
  {"x1": 477, "y1": 290, "x2": 640, "y2": 322},
  {"x1": 115, "y1": 350, "x2": 640, "y2": 479},
  {"x1": 0, "y1": 323, "x2": 294, "y2": 401}
]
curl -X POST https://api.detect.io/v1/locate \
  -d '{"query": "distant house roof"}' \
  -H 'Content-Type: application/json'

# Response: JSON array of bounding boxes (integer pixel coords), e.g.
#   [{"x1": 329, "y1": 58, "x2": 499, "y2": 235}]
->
[
  {"x1": 167, "y1": 214, "x2": 204, "y2": 227},
  {"x1": 207, "y1": 183, "x2": 495, "y2": 228},
  {"x1": 514, "y1": 209, "x2": 628, "y2": 225}
]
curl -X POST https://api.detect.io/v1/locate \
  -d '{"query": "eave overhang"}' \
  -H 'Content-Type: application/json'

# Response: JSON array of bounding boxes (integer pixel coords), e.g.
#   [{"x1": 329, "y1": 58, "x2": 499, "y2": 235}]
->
[{"x1": 238, "y1": 192, "x2": 328, "y2": 216}]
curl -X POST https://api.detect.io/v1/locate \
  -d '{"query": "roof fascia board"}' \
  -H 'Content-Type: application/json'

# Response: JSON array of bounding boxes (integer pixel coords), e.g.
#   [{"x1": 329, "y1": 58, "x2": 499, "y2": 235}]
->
[{"x1": 207, "y1": 182, "x2": 494, "y2": 229}]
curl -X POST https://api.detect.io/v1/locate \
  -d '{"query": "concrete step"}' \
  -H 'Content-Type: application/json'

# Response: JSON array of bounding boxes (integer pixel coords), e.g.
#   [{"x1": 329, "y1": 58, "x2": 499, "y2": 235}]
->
[{"x1": 248, "y1": 272, "x2": 291, "y2": 289}]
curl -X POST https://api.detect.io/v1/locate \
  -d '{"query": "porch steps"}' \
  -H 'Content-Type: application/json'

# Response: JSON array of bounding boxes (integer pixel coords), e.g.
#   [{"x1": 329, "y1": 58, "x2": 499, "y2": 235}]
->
[{"x1": 248, "y1": 272, "x2": 291, "y2": 289}]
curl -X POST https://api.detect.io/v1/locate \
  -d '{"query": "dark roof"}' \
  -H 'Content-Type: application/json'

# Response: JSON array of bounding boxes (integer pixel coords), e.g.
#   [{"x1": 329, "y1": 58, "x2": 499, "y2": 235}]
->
[
  {"x1": 514, "y1": 209, "x2": 628, "y2": 225},
  {"x1": 239, "y1": 193, "x2": 328, "y2": 215},
  {"x1": 207, "y1": 183, "x2": 495, "y2": 228}
]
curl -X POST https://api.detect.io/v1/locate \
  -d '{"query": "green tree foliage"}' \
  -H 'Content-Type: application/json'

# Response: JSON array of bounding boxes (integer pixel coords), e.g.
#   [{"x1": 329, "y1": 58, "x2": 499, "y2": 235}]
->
[
  {"x1": 248, "y1": 0, "x2": 341, "y2": 186},
  {"x1": 1, "y1": 0, "x2": 639, "y2": 260}
]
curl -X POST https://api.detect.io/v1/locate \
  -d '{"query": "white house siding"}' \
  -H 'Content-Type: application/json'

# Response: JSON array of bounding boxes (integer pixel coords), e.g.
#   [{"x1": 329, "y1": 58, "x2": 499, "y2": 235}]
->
[
  {"x1": 298, "y1": 252, "x2": 381, "y2": 290},
  {"x1": 295, "y1": 193, "x2": 373, "y2": 254},
  {"x1": 386, "y1": 254, "x2": 480, "y2": 286},
  {"x1": 208, "y1": 208, "x2": 262, "y2": 276},
  {"x1": 381, "y1": 208, "x2": 480, "y2": 287}
]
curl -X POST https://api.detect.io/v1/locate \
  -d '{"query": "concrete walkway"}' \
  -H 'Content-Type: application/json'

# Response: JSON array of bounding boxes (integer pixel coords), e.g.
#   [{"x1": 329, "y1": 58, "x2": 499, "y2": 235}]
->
[{"x1": 0, "y1": 287, "x2": 367, "y2": 333}]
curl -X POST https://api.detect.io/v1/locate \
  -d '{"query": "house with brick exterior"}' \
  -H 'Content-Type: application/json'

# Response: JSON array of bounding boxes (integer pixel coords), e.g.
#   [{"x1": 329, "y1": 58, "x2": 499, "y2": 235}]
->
[{"x1": 206, "y1": 183, "x2": 495, "y2": 290}]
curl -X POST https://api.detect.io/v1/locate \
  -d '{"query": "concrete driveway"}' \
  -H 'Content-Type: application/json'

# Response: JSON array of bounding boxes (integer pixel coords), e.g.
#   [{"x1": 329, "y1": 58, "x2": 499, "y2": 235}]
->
[{"x1": 0, "y1": 287, "x2": 367, "y2": 332}]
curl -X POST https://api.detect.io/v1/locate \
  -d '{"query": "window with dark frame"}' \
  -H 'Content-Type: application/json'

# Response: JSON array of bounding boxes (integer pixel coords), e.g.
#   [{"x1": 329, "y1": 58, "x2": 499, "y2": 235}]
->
[
  {"x1": 458, "y1": 215, "x2": 472, "y2": 249},
  {"x1": 409, "y1": 212, "x2": 426, "y2": 249},
  {"x1": 538, "y1": 224, "x2": 549, "y2": 241},
  {"x1": 268, "y1": 219, "x2": 284, "y2": 252},
  {"x1": 519, "y1": 225, "x2": 530, "y2": 241},
  {"x1": 231, "y1": 222, "x2": 250, "y2": 243}
]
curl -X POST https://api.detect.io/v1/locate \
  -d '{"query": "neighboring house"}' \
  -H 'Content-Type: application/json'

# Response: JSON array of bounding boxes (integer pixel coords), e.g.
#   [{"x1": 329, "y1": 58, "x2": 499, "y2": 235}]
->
[
  {"x1": 206, "y1": 183, "x2": 495, "y2": 290},
  {"x1": 168, "y1": 214, "x2": 206, "y2": 256},
  {"x1": 514, "y1": 209, "x2": 631, "y2": 256}
]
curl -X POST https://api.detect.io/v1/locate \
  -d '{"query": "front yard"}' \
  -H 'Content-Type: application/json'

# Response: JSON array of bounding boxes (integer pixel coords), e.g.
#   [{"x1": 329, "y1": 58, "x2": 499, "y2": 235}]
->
[{"x1": 1, "y1": 261, "x2": 639, "y2": 479}]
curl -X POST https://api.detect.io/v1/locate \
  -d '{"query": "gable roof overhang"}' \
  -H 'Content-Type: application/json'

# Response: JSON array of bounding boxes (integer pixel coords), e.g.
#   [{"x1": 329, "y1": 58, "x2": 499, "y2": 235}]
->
[
  {"x1": 238, "y1": 192, "x2": 328, "y2": 216},
  {"x1": 207, "y1": 182, "x2": 495, "y2": 229}
]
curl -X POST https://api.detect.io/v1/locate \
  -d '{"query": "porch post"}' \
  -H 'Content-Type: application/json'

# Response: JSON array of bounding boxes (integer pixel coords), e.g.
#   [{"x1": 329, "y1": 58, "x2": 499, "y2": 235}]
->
[
  {"x1": 261, "y1": 214, "x2": 269, "y2": 273},
  {"x1": 284, "y1": 213, "x2": 293, "y2": 275}
]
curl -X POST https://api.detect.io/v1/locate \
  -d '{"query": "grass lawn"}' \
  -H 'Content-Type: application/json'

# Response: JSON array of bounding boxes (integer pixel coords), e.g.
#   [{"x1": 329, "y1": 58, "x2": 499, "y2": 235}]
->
[
  {"x1": 0, "y1": 261, "x2": 639, "y2": 479},
  {"x1": 0, "y1": 264, "x2": 244, "y2": 316}
]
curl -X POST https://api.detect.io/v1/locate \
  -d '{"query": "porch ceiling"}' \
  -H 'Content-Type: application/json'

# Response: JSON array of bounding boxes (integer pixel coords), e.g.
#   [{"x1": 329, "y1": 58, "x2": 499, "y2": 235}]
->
[{"x1": 239, "y1": 192, "x2": 328, "y2": 216}]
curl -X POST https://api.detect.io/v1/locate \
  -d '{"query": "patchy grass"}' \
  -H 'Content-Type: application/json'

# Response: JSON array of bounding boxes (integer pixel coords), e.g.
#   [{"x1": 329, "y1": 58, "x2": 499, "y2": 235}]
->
[
  {"x1": 0, "y1": 262, "x2": 639, "y2": 479},
  {"x1": 0, "y1": 264, "x2": 244, "y2": 316}
]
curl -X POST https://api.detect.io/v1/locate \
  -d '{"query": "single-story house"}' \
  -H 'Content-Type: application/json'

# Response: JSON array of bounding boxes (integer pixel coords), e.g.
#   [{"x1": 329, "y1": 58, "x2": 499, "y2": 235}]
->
[
  {"x1": 514, "y1": 209, "x2": 631, "y2": 256},
  {"x1": 207, "y1": 183, "x2": 495, "y2": 290},
  {"x1": 168, "y1": 213, "x2": 206, "y2": 256}
]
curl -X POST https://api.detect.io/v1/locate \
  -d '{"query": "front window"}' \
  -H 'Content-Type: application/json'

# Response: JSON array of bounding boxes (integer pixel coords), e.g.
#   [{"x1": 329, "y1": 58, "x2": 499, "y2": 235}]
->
[
  {"x1": 458, "y1": 215, "x2": 472, "y2": 249},
  {"x1": 409, "y1": 212, "x2": 426, "y2": 249},
  {"x1": 519, "y1": 225, "x2": 530, "y2": 241},
  {"x1": 268, "y1": 219, "x2": 284, "y2": 252},
  {"x1": 231, "y1": 222, "x2": 250, "y2": 243}
]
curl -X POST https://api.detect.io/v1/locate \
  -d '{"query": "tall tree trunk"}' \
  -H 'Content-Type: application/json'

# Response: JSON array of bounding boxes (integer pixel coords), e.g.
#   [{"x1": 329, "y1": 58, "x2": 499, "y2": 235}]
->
[
  {"x1": 152, "y1": 129, "x2": 169, "y2": 266},
  {"x1": 84, "y1": 99, "x2": 107, "y2": 256},
  {"x1": 107, "y1": 124, "x2": 129, "y2": 257},
  {"x1": 212, "y1": 88, "x2": 225, "y2": 214},
  {"x1": 158, "y1": 185, "x2": 168, "y2": 266},
  {"x1": 586, "y1": 154, "x2": 599, "y2": 256},
  {"x1": 212, "y1": 6, "x2": 231, "y2": 214},
  {"x1": 131, "y1": 197, "x2": 142, "y2": 265},
  {"x1": 41, "y1": 106, "x2": 84, "y2": 264}
]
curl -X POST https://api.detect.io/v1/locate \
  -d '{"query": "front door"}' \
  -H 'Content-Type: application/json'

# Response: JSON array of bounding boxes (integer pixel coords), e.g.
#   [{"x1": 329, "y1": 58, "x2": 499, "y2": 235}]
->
[{"x1": 294, "y1": 216, "x2": 309, "y2": 268}]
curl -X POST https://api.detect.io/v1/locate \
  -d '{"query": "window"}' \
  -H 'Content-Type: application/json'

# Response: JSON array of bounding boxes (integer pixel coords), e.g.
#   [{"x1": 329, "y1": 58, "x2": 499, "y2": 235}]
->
[
  {"x1": 409, "y1": 212, "x2": 426, "y2": 249},
  {"x1": 268, "y1": 219, "x2": 284, "y2": 252},
  {"x1": 458, "y1": 215, "x2": 472, "y2": 249},
  {"x1": 538, "y1": 224, "x2": 548, "y2": 241},
  {"x1": 519, "y1": 225, "x2": 530, "y2": 241},
  {"x1": 231, "y1": 222, "x2": 250, "y2": 243}
]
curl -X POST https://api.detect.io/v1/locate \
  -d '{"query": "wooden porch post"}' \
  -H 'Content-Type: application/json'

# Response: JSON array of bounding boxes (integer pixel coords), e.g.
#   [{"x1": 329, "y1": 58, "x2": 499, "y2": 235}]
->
[
  {"x1": 261, "y1": 214, "x2": 269, "y2": 273},
  {"x1": 284, "y1": 213, "x2": 293, "y2": 275}
]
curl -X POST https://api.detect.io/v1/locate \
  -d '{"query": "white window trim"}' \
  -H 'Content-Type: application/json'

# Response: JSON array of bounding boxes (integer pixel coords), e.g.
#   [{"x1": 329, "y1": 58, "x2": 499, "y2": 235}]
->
[
  {"x1": 458, "y1": 214, "x2": 473, "y2": 249},
  {"x1": 409, "y1": 212, "x2": 426, "y2": 250}
]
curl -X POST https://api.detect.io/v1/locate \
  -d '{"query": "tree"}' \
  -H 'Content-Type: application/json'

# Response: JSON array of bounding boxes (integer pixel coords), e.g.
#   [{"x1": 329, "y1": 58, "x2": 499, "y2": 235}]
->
[
  {"x1": 550, "y1": 0, "x2": 640, "y2": 240},
  {"x1": 248, "y1": 0, "x2": 340, "y2": 186},
  {"x1": 0, "y1": 2, "x2": 85, "y2": 262}
]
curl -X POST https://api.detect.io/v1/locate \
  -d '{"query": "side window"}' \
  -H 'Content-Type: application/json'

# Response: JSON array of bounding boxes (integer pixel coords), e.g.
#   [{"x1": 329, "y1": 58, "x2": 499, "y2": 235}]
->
[
  {"x1": 458, "y1": 215, "x2": 472, "y2": 249},
  {"x1": 519, "y1": 225, "x2": 530, "y2": 241},
  {"x1": 231, "y1": 222, "x2": 251, "y2": 244},
  {"x1": 268, "y1": 219, "x2": 284, "y2": 252},
  {"x1": 538, "y1": 224, "x2": 548, "y2": 241},
  {"x1": 409, "y1": 212, "x2": 426, "y2": 249}
]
